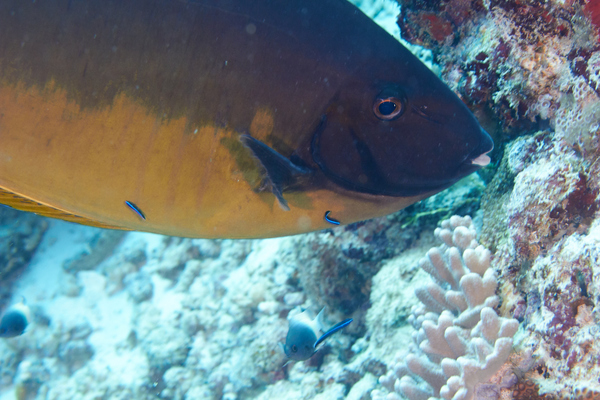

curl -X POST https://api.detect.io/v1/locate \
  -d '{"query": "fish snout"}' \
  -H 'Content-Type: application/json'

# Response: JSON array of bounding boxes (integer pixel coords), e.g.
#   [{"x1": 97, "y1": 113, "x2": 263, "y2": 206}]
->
[{"x1": 468, "y1": 128, "x2": 494, "y2": 167}]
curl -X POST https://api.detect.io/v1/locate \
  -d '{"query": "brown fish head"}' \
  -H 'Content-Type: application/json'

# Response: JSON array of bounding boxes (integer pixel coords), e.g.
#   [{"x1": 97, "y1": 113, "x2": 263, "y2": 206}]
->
[{"x1": 310, "y1": 53, "x2": 494, "y2": 198}]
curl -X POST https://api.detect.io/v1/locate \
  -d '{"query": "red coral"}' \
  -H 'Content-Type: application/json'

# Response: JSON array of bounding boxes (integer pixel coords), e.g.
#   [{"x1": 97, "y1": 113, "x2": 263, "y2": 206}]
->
[
  {"x1": 397, "y1": 0, "x2": 485, "y2": 50},
  {"x1": 512, "y1": 379, "x2": 556, "y2": 399},
  {"x1": 584, "y1": 0, "x2": 600, "y2": 39},
  {"x1": 420, "y1": 12, "x2": 455, "y2": 42}
]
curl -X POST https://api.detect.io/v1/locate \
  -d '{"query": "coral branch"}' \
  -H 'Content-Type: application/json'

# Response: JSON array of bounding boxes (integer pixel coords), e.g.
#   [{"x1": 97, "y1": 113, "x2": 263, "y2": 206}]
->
[{"x1": 373, "y1": 216, "x2": 520, "y2": 400}]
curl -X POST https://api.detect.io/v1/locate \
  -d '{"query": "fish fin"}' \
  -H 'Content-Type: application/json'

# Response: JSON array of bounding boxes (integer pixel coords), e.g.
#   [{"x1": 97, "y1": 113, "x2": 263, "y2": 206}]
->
[
  {"x1": 0, "y1": 187, "x2": 128, "y2": 230},
  {"x1": 315, "y1": 307, "x2": 327, "y2": 333},
  {"x1": 240, "y1": 134, "x2": 311, "y2": 211},
  {"x1": 314, "y1": 318, "x2": 353, "y2": 349},
  {"x1": 11, "y1": 302, "x2": 31, "y2": 323}
]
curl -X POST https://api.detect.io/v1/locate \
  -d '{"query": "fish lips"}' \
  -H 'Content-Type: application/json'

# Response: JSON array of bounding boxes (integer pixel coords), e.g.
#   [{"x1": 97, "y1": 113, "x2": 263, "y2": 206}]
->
[
  {"x1": 458, "y1": 128, "x2": 494, "y2": 171},
  {"x1": 407, "y1": 128, "x2": 494, "y2": 193},
  {"x1": 414, "y1": 127, "x2": 494, "y2": 194}
]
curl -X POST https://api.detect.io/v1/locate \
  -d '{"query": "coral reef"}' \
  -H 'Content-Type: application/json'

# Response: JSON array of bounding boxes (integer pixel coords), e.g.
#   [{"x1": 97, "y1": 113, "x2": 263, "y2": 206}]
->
[
  {"x1": 584, "y1": 0, "x2": 600, "y2": 38},
  {"x1": 395, "y1": 3, "x2": 600, "y2": 394},
  {"x1": 283, "y1": 169, "x2": 487, "y2": 318},
  {"x1": 2, "y1": 0, "x2": 600, "y2": 399},
  {"x1": 397, "y1": 0, "x2": 599, "y2": 137},
  {"x1": 0, "y1": 222, "x2": 366, "y2": 400},
  {"x1": 479, "y1": 98, "x2": 600, "y2": 397},
  {"x1": 371, "y1": 216, "x2": 519, "y2": 400},
  {"x1": 63, "y1": 230, "x2": 126, "y2": 272},
  {"x1": 0, "y1": 206, "x2": 47, "y2": 311}
]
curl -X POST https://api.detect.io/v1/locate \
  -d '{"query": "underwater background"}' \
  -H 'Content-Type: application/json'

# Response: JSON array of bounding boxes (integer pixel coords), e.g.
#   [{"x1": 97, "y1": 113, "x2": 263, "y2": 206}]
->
[{"x1": 1, "y1": 0, "x2": 600, "y2": 399}]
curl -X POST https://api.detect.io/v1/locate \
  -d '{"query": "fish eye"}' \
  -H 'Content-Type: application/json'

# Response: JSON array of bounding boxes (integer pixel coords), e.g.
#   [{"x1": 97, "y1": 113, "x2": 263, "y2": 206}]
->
[
  {"x1": 373, "y1": 97, "x2": 403, "y2": 120},
  {"x1": 291, "y1": 345, "x2": 298, "y2": 353}
]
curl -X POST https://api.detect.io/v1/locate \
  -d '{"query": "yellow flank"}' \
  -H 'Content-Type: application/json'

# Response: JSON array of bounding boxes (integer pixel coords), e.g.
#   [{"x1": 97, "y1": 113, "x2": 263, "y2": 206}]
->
[
  {"x1": 0, "y1": 187, "x2": 127, "y2": 230},
  {"x1": 0, "y1": 81, "x2": 422, "y2": 238}
]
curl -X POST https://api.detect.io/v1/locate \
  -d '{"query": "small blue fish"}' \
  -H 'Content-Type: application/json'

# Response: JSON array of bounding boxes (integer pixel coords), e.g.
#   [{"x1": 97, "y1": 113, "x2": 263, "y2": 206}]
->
[
  {"x1": 125, "y1": 200, "x2": 146, "y2": 220},
  {"x1": 0, "y1": 301, "x2": 30, "y2": 338},
  {"x1": 283, "y1": 308, "x2": 352, "y2": 361},
  {"x1": 324, "y1": 211, "x2": 340, "y2": 225}
]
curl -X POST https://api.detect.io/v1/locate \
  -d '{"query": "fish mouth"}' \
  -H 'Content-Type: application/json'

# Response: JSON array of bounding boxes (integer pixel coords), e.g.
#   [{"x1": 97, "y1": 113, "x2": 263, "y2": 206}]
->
[
  {"x1": 468, "y1": 128, "x2": 494, "y2": 167},
  {"x1": 311, "y1": 115, "x2": 495, "y2": 197},
  {"x1": 449, "y1": 129, "x2": 494, "y2": 183},
  {"x1": 453, "y1": 151, "x2": 490, "y2": 180},
  {"x1": 471, "y1": 153, "x2": 491, "y2": 166}
]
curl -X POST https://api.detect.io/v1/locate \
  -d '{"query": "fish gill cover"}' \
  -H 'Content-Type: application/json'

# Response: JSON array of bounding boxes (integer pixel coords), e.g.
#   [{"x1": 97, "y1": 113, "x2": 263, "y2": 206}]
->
[{"x1": 0, "y1": 0, "x2": 599, "y2": 400}]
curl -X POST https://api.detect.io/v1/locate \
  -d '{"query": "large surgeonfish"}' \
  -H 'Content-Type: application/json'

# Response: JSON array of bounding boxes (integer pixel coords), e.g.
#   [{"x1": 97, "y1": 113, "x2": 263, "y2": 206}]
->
[{"x1": 0, "y1": 0, "x2": 493, "y2": 239}]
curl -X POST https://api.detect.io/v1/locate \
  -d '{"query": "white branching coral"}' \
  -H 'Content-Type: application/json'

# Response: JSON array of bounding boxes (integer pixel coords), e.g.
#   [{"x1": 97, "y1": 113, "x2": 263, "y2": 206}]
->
[{"x1": 372, "y1": 216, "x2": 519, "y2": 400}]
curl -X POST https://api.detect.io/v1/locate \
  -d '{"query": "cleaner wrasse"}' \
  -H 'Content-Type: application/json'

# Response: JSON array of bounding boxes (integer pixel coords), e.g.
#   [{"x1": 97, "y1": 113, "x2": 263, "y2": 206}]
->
[{"x1": 0, "y1": 0, "x2": 493, "y2": 238}]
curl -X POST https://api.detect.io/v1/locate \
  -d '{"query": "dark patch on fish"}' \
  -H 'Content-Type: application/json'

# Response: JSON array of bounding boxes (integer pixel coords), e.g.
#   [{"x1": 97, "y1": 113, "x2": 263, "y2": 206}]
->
[{"x1": 220, "y1": 136, "x2": 263, "y2": 190}]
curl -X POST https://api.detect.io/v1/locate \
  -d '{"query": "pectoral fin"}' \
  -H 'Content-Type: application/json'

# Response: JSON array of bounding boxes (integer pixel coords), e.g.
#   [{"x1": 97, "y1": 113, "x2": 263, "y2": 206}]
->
[{"x1": 240, "y1": 134, "x2": 312, "y2": 211}]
